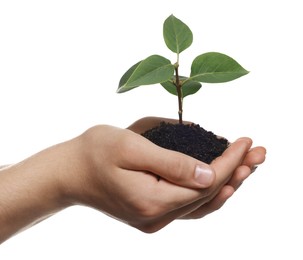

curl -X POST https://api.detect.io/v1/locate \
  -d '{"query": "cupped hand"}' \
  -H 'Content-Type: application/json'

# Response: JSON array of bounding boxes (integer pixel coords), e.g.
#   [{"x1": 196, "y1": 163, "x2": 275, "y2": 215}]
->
[
  {"x1": 68, "y1": 117, "x2": 265, "y2": 233},
  {"x1": 128, "y1": 117, "x2": 266, "y2": 221},
  {"x1": 0, "y1": 117, "x2": 266, "y2": 243}
]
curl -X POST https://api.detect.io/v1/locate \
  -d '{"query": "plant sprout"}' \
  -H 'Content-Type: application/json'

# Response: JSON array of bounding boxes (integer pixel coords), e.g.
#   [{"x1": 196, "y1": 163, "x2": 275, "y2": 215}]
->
[{"x1": 117, "y1": 14, "x2": 249, "y2": 124}]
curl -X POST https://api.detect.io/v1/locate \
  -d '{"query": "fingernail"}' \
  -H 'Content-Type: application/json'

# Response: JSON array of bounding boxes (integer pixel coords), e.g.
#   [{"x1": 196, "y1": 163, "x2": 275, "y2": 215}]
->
[
  {"x1": 195, "y1": 165, "x2": 214, "y2": 187},
  {"x1": 236, "y1": 181, "x2": 244, "y2": 190},
  {"x1": 251, "y1": 165, "x2": 258, "y2": 173},
  {"x1": 235, "y1": 137, "x2": 252, "y2": 145}
]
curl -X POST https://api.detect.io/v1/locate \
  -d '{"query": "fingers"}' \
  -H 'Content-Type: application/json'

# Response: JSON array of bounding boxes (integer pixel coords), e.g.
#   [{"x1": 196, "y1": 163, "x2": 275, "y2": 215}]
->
[
  {"x1": 242, "y1": 146, "x2": 267, "y2": 169},
  {"x1": 126, "y1": 119, "x2": 263, "y2": 230},
  {"x1": 129, "y1": 138, "x2": 252, "y2": 219},
  {"x1": 179, "y1": 185, "x2": 235, "y2": 219},
  {"x1": 135, "y1": 182, "x2": 236, "y2": 232},
  {"x1": 127, "y1": 117, "x2": 215, "y2": 189},
  {"x1": 226, "y1": 147, "x2": 266, "y2": 191},
  {"x1": 124, "y1": 136, "x2": 258, "y2": 232},
  {"x1": 162, "y1": 165, "x2": 250, "y2": 222},
  {"x1": 124, "y1": 133, "x2": 215, "y2": 189},
  {"x1": 210, "y1": 137, "x2": 253, "y2": 187},
  {"x1": 226, "y1": 165, "x2": 251, "y2": 190},
  {"x1": 179, "y1": 147, "x2": 266, "y2": 220}
]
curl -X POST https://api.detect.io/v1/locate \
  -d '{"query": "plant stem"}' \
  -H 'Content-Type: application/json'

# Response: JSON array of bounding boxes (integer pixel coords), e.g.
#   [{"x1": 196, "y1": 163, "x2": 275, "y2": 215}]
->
[{"x1": 174, "y1": 63, "x2": 183, "y2": 124}]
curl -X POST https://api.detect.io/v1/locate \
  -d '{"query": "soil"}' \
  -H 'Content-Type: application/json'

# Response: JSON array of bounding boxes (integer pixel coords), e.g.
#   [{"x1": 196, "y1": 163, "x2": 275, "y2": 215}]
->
[{"x1": 142, "y1": 122, "x2": 229, "y2": 164}]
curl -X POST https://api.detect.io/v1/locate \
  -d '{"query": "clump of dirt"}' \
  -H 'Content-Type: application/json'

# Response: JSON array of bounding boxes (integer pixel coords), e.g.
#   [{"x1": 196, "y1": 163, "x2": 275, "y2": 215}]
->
[{"x1": 142, "y1": 122, "x2": 229, "y2": 164}]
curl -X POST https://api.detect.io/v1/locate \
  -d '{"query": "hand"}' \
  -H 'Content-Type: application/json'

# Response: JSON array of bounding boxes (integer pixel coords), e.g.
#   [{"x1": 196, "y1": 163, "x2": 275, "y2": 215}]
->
[
  {"x1": 0, "y1": 117, "x2": 266, "y2": 243},
  {"x1": 128, "y1": 117, "x2": 266, "y2": 221},
  {"x1": 66, "y1": 117, "x2": 266, "y2": 232}
]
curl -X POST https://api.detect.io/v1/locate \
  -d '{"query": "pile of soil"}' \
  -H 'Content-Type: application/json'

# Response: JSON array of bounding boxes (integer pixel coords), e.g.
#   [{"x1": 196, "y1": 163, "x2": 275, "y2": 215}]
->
[{"x1": 142, "y1": 122, "x2": 229, "y2": 164}]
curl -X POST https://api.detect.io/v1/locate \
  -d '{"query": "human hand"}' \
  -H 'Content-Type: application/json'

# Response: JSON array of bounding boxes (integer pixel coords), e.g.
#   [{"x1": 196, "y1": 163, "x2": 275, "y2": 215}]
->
[
  {"x1": 0, "y1": 117, "x2": 265, "y2": 244},
  {"x1": 0, "y1": 117, "x2": 265, "y2": 242},
  {"x1": 65, "y1": 117, "x2": 265, "y2": 232},
  {"x1": 128, "y1": 116, "x2": 266, "y2": 220}
]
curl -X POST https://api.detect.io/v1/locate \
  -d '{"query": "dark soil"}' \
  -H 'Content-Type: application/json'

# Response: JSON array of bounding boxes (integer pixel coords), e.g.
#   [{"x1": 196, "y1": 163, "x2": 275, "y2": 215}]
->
[{"x1": 142, "y1": 122, "x2": 229, "y2": 164}]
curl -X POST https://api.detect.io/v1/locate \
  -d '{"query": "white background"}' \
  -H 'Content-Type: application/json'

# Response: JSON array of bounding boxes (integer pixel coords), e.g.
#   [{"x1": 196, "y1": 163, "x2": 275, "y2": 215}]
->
[{"x1": 0, "y1": 0, "x2": 302, "y2": 259}]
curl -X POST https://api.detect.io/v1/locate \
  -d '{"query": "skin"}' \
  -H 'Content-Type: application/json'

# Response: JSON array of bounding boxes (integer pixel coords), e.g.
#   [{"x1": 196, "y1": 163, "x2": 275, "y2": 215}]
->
[{"x1": 0, "y1": 117, "x2": 266, "y2": 243}]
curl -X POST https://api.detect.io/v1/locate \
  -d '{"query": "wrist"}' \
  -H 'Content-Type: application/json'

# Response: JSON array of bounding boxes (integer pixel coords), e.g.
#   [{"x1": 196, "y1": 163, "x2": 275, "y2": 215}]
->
[
  {"x1": 59, "y1": 125, "x2": 111, "y2": 208},
  {"x1": 0, "y1": 148, "x2": 68, "y2": 241},
  {"x1": 56, "y1": 133, "x2": 96, "y2": 207}
]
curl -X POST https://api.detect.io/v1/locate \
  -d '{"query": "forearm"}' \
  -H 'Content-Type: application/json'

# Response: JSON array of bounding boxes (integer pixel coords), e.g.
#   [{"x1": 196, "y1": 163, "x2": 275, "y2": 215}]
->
[{"x1": 0, "y1": 138, "x2": 84, "y2": 243}]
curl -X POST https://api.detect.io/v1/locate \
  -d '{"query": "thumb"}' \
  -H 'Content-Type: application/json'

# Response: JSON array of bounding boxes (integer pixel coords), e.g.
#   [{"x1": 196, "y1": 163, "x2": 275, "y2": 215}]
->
[{"x1": 128, "y1": 136, "x2": 215, "y2": 189}]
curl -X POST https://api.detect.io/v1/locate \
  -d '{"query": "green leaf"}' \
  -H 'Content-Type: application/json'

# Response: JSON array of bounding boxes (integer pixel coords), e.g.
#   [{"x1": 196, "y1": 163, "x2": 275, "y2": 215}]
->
[
  {"x1": 117, "y1": 55, "x2": 174, "y2": 93},
  {"x1": 190, "y1": 52, "x2": 249, "y2": 83},
  {"x1": 161, "y1": 76, "x2": 202, "y2": 98},
  {"x1": 182, "y1": 80, "x2": 202, "y2": 97},
  {"x1": 163, "y1": 15, "x2": 193, "y2": 54}
]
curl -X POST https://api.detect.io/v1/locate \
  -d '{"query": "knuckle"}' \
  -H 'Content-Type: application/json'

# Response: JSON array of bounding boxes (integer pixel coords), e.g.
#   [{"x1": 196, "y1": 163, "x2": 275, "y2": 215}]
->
[
  {"x1": 137, "y1": 223, "x2": 162, "y2": 234},
  {"x1": 167, "y1": 155, "x2": 189, "y2": 182},
  {"x1": 131, "y1": 191, "x2": 165, "y2": 220},
  {"x1": 134, "y1": 200, "x2": 163, "y2": 219},
  {"x1": 209, "y1": 202, "x2": 222, "y2": 212}
]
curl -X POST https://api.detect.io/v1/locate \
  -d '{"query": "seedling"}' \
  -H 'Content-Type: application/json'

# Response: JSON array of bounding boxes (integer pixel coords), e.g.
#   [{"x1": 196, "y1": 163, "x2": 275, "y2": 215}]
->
[{"x1": 117, "y1": 14, "x2": 249, "y2": 124}]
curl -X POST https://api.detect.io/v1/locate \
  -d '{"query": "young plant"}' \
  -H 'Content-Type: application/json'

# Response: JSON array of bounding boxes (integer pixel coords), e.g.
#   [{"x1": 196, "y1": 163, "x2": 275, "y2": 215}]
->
[{"x1": 117, "y1": 15, "x2": 249, "y2": 124}]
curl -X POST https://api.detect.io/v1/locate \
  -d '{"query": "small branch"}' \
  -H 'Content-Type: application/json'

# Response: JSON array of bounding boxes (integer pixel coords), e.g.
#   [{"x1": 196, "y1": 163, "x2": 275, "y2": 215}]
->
[{"x1": 174, "y1": 63, "x2": 183, "y2": 124}]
